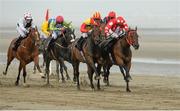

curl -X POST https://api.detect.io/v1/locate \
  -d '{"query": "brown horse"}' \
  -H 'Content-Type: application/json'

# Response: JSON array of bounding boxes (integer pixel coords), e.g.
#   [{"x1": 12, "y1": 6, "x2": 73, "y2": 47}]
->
[
  {"x1": 3, "y1": 27, "x2": 42, "y2": 86},
  {"x1": 71, "y1": 25, "x2": 103, "y2": 90},
  {"x1": 100, "y1": 27, "x2": 139, "y2": 92}
]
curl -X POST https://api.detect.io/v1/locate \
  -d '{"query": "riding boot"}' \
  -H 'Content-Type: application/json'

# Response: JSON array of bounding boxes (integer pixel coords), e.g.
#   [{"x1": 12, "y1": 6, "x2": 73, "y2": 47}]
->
[
  {"x1": 76, "y1": 36, "x2": 84, "y2": 51},
  {"x1": 13, "y1": 37, "x2": 24, "y2": 51},
  {"x1": 45, "y1": 37, "x2": 55, "y2": 51}
]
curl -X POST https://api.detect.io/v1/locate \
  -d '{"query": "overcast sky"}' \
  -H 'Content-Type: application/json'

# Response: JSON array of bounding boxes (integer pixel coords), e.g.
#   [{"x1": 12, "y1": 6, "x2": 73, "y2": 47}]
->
[{"x1": 0, "y1": 0, "x2": 179, "y2": 28}]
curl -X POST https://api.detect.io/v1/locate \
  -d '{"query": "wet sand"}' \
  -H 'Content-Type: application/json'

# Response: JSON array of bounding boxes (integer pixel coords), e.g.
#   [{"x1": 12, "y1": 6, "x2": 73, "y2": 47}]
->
[{"x1": 0, "y1": 67, "x2": 180, "y2": 110}]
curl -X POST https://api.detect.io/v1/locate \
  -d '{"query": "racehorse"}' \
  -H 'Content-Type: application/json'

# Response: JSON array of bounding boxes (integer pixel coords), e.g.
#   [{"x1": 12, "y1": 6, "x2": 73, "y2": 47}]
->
[
  {"x1": 99, "y1": 27, "x2": 140, "y2": 92},
  {"x1": 33, "y1": 27, "x2": 75, "y2": 82},
  {"x1": 71, "y1": 25, "x2": 103, "y2": 90},
  {"x1": 43, "y1": 28, "x2": 75, "y2": 85},
  {"x1": 3, "y1": 27, "x2": 42, "y2": 86}
]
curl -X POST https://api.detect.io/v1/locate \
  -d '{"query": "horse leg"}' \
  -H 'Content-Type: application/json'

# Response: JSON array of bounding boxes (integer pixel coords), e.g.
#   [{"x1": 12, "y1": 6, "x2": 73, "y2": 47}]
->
[
  {"x1": 45, "y1": 58, "x2": 51, "y2": 85},
  {"x1": 63, "y1": 63, "x2": 71, "y2": 80},
  {"x1": 106, "y1": 65, "x2": 111, "y2": 86},
  {"x1": 75, "y1": 62, "x2": 80, "y2": 90},
  {"x1": 59, "y1": 63, "x2": 65, "y2": 83},
  {"x1": 72, "y1": 62, "x2": 77, "y2": 83},
  {"x1": 123, "y1": 66, "x2": 131, "y2": 92},
  {"x1": 56, "y1": 61, "x2": 60, "y2": 82},
  {"x1": 119, "y1": 66, "x2": 126, "y2": 80},
  {"x1": 3, "y1": 54, "x2": 14, "y2": 75},
  {"x1": 87, "y1": 65, "x2": 95, "y2": 90},
  {"x1": 22, "y1": 65, "x2": 29, "y2": 87},
  {"x1": 15, "y1": 62, "x2": 23, "y2": 86},
  {"x1": 86, "y1": 56, "x2": 100, "y2": 80},
  {"x1": 96, "y1": 64, "x2": 102, "y2": 90},
  {"x1": 34, "y1": 56, "x2": 42, "y2": 73},
  {"x1": 103, "y1": 66, "x2": 107, "y2": 83},
  {"x1": 33, "y1": 63, "x2": 36, "y2": 74},
  {"x1": 34, "y1": 56, "x2": 44, "y2": 78}
]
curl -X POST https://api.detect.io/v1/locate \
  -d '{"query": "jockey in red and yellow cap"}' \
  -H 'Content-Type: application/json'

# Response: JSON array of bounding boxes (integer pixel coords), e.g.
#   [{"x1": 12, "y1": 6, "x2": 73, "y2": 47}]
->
[{"x1": 80, "y1": 11, "x2": 102, "y2": 38}]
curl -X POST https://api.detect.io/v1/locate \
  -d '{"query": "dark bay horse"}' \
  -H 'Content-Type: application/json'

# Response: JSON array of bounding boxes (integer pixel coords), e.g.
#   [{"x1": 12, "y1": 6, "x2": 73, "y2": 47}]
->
[
  {"x1": 3, "y1": 27, "x2": 42, "y2": 86},
  {"x1": 100, "y1": 27, "x2": 140, "y2": 92},
  {"x1": 33, "y1": 28, "x2": 75, "y2": 81},
  {"x1": 71, "y1": 25, "x2": 103, "y2": 90},
  {"x1": 43, "y1": 28, "x2": 76, "y2": 85}
]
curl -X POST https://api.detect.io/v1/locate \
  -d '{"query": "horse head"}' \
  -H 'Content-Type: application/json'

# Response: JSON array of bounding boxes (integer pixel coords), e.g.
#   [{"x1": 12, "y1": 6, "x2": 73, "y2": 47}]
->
[
  {"x1": 90, "y1": 25, "x2": 102, "y2": 45},
  {"x1": 126, "y1": 27, "x2": 139, "y2": 50},
  {"x1": 64, "y1": 27, "x2": 76, "y2": 44},
  {"x1": 28, "y1": 26, "x2": 41, "y2": 46}
]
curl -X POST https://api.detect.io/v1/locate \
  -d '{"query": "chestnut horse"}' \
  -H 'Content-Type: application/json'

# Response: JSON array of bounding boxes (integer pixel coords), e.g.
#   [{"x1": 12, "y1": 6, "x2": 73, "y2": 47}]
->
[
  {"x1": 99, "y1": 27, "x2": 139, "y2": 92},
  {"x1": 3, "y1": 27, "x2": 42, "y2": 86}
]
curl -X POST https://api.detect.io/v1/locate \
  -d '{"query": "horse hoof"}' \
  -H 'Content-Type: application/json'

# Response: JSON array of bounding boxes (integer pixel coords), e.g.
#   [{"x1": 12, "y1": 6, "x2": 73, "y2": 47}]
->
[
  {"x1": 3, "y1": 72, "x2": 7, "y2": 75},
  {"x1": 66, "y1": 77, "x2": 71, "y2": 80},
  {"x1": 73, "y1": 78, "x2": 77, "y2": 83},
  {"x1": 126, "y1": 89, "x2": 131, "y2": 92},
  {"x1": 106, "y1": 83, "x2": 110, "y2": 86},
  {"x1": 15, "y1": 81, "x2": 19, "y2": 86},
  {"x1": 62, "y1": 80, "x2": 66, "y2": 83},
  {"x1": 77, "y1": 86, "x2": 80, "y2": 90},
  {"x1": 103, "y1": 79, "x2": 107, "y2": 83},
  {"x1": 94, "y1": 76, "x2": 101, "y2": 80}
]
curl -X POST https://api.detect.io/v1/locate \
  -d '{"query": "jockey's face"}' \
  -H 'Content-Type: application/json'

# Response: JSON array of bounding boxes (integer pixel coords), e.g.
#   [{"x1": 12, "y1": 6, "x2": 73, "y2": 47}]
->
[
  {"x1": 109, "y1": 17, "x2": 115, "y2": 20},
  {"x1": 94, "y1": 18, "x2": 101, "y2": 25},
  {"x1": 26, "y1": 19, "x2": 32, "y2": 23}
]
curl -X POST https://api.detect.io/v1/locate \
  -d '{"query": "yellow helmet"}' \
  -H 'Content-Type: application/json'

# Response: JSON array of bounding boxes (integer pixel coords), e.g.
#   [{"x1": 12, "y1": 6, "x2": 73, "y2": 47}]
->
[{"x1": 92, "y1": 11, "x2": 101, "y2": 20}]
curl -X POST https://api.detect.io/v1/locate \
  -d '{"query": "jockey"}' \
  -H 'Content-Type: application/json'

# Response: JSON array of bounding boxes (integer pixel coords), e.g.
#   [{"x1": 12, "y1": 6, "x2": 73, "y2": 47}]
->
[
  {"x1": 105, "y1": 16, "x2": 128, "y2": 39},
  {"x1": 104, "y1": 16, "x2": 128, "y2": 63},
  {"x1": 76, "y1": 11, "x2": 102, "y2": 51},
  {"x1": 46, "y1": 15, "x2": 74, "y2": 50},
  {"x1": 41, "y1": 18, "x2": 55, "y2": 38},
  {"x1": 13, "y1": 12, "x2": 35, "y2": 51},
  {"x1": 103, "y1": 11, "x2": 116, "y2": 24}
]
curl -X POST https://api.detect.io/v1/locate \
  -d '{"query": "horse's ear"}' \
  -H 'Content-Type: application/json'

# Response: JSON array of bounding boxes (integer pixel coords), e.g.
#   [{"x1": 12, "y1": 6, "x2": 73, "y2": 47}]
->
[{"x1": 135, "y1": 26, "x2": 137, "y2": 31}]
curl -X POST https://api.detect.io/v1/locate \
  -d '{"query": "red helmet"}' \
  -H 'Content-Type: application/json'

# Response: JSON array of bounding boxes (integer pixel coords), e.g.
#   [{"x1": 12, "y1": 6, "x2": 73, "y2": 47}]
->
[
  {"x1": 56, "y1": 16, "x2": 64, "y2": 23},
  {"x1": 108, "y1": 11, "x2": 116, "y2": 18}
]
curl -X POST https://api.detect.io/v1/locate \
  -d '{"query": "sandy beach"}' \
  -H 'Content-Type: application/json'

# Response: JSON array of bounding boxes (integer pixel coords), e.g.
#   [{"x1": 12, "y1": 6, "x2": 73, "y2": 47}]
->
[{"x1": 0, "y1": 28, "x2": 180, "y2": 110}]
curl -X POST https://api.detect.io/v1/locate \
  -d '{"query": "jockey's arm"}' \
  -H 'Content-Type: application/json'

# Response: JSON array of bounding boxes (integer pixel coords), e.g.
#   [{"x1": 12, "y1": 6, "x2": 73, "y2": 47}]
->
[
  {"x1": 63, "y1": 21, "x2": 74, "y2": 29},
  {"x1": 18, "y1": 19, "x2": 28, "y2": 33},
  {"x1": 41, "y1": 21, "x2": 50, "y2": 36},
  {"x1": 80, "y1": 23, "x2": 88, "y2": 33},
  {"x1": 49, "y1": 21, "x2": 59, "y2": 31}
]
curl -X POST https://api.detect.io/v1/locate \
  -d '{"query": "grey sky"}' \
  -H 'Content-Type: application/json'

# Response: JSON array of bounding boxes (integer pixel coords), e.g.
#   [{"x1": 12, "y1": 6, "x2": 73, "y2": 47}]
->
[{"x1": 0, "y1": 0, "x2": 179, "y2": 28}]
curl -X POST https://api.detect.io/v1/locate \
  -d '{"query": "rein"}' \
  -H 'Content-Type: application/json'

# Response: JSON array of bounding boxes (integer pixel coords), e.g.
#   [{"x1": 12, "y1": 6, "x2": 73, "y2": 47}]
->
[{"x1": 125, "y1": 31, "x2": 134, "y2": 46}]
